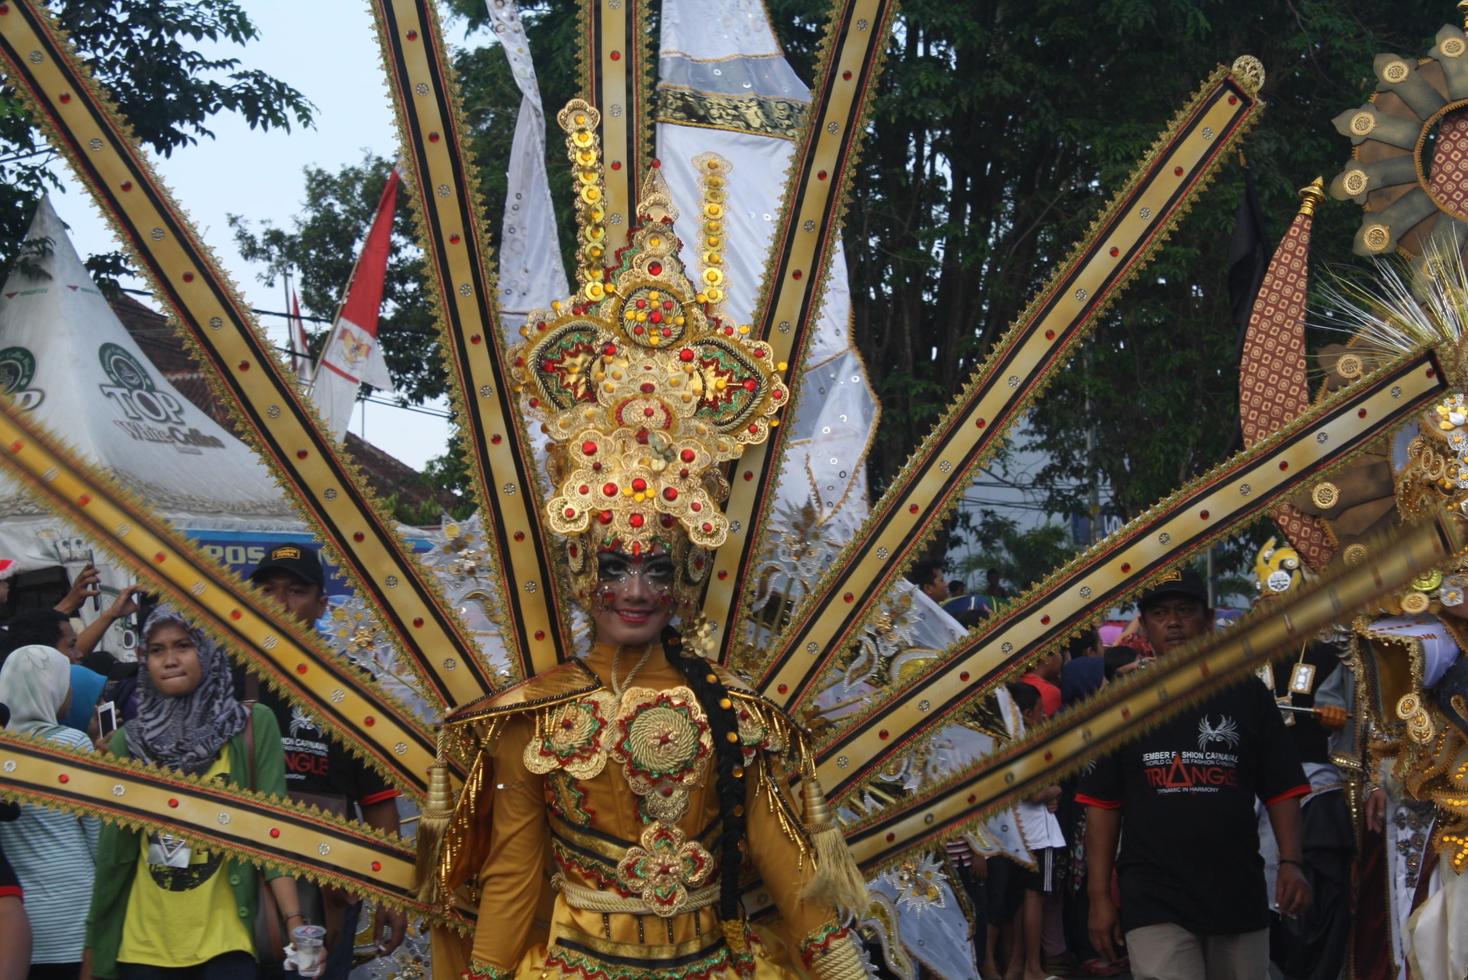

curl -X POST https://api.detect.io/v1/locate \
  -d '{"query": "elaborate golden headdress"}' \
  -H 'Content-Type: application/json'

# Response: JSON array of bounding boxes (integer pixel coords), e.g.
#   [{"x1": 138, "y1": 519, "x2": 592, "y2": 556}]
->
[{"x1": 509, "y1": 101, "x2": 789, "y2": 597}]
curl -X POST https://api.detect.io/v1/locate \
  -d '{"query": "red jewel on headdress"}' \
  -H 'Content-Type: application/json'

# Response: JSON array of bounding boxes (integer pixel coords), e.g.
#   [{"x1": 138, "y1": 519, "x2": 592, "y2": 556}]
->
[
  {"x1": 743, "y1": 379, "x2": 757, "y2": 391},
  {"x1": 636, "y1": 299, "x2": 647, "y2": 309},
  {"x1": 565, "y1": 507, "x2": 577, "y2": 518},
  {"x1": 582, "y1": 440, "x2": 598, "y2": 455},
  {"x1": 702, "y1": 522, "x2": 714, "y2": 533},
  {"x1": 629, "y1": 513, "x2": 645, "y2": 528},
  {"x1": 650, "y1": 311, "x2": 663, "y2": 324},
  {"x1": 680, "y1": 449, "x2": 696, "y2": 462},
  {"x1": 691, "y1": 502, "x2": 703, "y2": 512},
  {"x1": 598, "y1": 511, "x2": 614, "y2": 524},
  {"x1": 679, "y1": 348, "x2": 695, "y2": 362},
  {"x1": 663, "y1": 487, "x2": 678, "y2": 501},
  {"x1": 640, "y1": 382, "x2": 655, "y2": 393},
  {"x1": 632, "y1": 478, "x2": 648, "y2": 493},
  {"x1": 649, "y1": 261, "x2": 663, "y2": 275},
  {"x1": 603, "y1": 482, "x2": 618, "y2": 497},
  {"x1": 604, "y1": 343, "x2": 618, "y2": 356}
]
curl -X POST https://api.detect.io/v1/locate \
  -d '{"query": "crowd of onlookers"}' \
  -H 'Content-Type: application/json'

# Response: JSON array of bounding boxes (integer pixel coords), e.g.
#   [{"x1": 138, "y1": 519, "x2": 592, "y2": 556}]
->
[
  {"x1": 914, "y1": 562, "x2": 1338, "y2": 980},
  {"x1": 0, "y1": 549, "x2": 1374, "y2": 980},
  {"x1": 0, "y1": 546, "x2": 403, "y2": 980}
]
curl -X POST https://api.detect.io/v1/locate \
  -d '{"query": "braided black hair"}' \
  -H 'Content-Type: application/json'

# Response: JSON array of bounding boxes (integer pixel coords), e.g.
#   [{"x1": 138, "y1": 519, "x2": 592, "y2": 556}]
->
[{"x1": 660, "y1": 625, "x2": 748, "y2": 926}]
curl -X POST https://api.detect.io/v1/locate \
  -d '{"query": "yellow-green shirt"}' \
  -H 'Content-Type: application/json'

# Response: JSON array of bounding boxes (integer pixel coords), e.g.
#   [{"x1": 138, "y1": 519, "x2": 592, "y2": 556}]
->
[{"x1": 116, "y1": 755, "x2": 253, "y2": 967}]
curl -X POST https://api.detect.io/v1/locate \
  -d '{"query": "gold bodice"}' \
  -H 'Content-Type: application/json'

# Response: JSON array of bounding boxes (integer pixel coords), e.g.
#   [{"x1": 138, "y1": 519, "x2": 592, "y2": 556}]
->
[{"x1": 441, "y1": 643, "x2": 847, "y2": 979}]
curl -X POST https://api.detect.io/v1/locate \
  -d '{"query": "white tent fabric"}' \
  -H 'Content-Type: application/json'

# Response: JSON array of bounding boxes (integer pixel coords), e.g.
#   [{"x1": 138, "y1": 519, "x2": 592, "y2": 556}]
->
[{"x1": 0, "y1": 196, "x2": 298, "y2": 576}]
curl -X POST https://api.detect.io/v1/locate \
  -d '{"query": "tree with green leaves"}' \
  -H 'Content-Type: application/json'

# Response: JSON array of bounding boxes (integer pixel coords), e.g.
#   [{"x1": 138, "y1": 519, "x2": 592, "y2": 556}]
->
[
  {"x1": 0, "y1": 0, "x2": 313, "y2": 284},
  {"x1": 246, "y1": 1, "x2": 1454, "y2": 584}
]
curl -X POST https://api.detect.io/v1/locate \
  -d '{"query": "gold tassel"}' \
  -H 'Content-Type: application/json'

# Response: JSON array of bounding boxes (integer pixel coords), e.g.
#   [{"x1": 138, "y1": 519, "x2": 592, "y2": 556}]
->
[
  {"x1": 798, "y1": 769, "x2": 869, "y2": 916},
  {"x1": 414, "y1": 745, "x2": 456, "y2": 905},
  {"x1": 722, "y1": 918, "x2": 748, "y2": 955}
]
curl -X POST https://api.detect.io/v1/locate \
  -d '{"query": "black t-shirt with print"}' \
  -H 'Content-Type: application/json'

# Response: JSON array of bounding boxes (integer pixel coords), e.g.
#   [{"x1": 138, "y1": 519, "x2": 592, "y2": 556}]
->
[
  {"x1": 1076, "y1": 676, "x2": 1308, "y2": 935},
  {"x1": 256, "y1": 684, "x2": 398, "y2": 816}
]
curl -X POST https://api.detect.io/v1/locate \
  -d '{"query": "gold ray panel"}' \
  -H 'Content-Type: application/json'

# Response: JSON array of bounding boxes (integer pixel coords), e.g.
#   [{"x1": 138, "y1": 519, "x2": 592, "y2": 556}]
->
[
  {"x1": 0, "y1": 0, "x2": 491, "y2": 706},
  {"x1": 371, "y1": 0, "x2": 576, "y2": 680}
]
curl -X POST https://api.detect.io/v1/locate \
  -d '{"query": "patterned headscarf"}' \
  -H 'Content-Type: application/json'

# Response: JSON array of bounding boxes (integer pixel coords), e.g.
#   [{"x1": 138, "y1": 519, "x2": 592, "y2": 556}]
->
[
  {"x1": 127, "y1": 606, "x2": 249, "y2": 775},
  {"x1": 0, "y1": 644, "x2": 72, "y2": 739}
]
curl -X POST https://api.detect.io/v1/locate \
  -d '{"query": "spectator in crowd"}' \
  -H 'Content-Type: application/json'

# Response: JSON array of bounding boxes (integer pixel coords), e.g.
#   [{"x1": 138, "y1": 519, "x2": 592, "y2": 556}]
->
[
  {"x1": 1055, "y1": 656, "x2": 1107, "y2": 974},
  {"x1": 1021, "y1": 652, "x2": 1063, "y2": 718},
  {"x1": 1060, "y1": 656, "x2": 1105, "y2": 706},
  {"x1": 0, "y1": 646, "x2": 97, "y2": 980},
  {"x1": 0, "y1": 702, "x2": 33, "y2": 980},
  {"x1": 949, "y1": 579, "x2": 968, "y2": 599},
  {"x1": 907, "y1": 559, "x2": 950, "y2": 603},
  {"x1": 1006, "y1": 682, "x2": 1066, "y2": 980},
  {"x1": 985, "y1": 568, "x2": 1009, "y2": 603},
  {"x1": 4, "y1": 587, "x2": 139, "y2": 734},
  {"x1": 87, "y1": 607, "x2": 308, "y2": 980},
  {"x1": 0, "y1": 559, "x2": 14, "y2": 610},
  {"x1": 248, "y1": 545, "x2": 406, "y2": 974},
  {"x1": 1078, "y1": 568, "x2": 1313, "y2": 980},
  {"x1": 942, "y1": 591, "x2": 992, "y2": 628},
  {"x1": 1066, "y1": 629, "x2": 1103, "y2": 660},
  {"x1": 1102, "y1": 645, "x2": 1141, "y2": 683}
]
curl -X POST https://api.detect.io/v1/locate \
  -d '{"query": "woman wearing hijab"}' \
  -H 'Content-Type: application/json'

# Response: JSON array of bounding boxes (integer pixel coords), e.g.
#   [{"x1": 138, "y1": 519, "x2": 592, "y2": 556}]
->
[
  {"x1": 0, "y1": 645, "x2": 98, "y2": 980},
  {"x1": 86, "y1": 607, "x2": 310, "y2": 980}
]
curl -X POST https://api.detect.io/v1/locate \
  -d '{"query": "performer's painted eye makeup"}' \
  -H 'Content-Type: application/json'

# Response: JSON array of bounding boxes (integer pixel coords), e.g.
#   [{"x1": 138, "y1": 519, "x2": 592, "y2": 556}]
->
[{"x1": 595, "y1": 552, "x2": 676, "y2": 595}]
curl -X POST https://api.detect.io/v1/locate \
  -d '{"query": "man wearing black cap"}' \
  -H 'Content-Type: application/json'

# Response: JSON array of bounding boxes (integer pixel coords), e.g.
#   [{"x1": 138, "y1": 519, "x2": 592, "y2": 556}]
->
[
  {"x1": 1076, "y1": 567, "x2": 1313, "y2": 980},
  {"x1": 247, "y1": 544, "x2": 406, "y2": 976}
]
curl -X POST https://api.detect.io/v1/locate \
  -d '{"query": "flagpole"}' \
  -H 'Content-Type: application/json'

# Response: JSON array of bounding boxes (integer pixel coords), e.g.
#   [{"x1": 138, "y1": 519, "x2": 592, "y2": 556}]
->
[{"x1": 283, "y1": 265, "x2": 298, "y2": 385}]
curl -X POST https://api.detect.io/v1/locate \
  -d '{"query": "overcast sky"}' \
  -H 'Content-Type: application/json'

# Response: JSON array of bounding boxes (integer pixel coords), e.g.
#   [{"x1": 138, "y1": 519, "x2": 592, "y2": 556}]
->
[{"x1": 58, "y1": 2, "x2": 486, "y2": 471}]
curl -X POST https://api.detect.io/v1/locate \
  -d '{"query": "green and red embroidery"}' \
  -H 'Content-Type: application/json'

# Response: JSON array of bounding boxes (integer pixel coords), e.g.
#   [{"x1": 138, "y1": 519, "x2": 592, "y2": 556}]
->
[
  {"x1": 799, "y1": 923, "x2": 852, "y2": 969},
  {"x1": 546, "y1": 771, "x2": 593, "y2": 826}
]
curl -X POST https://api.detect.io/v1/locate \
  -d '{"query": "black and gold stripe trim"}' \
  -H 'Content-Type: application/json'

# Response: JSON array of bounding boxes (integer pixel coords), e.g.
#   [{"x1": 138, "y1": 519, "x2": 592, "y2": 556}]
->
[
  {"x1": 0, "y1": 400, "x2": 435, "y2": 792},
  {"x1": 371, "y1": 0, "x2": 576, "y2": 682},
  {"x1": 580, "y1": 0, "x2": 654, "y2": 259},
  {"x1": 704, "y1": 0, "x2": 898, "y2": 663},
  {"x1": 0, "y1": 0, "x2": 488, "y2": 707},
  {"x1": 0, "y1": 732, "x2": 426, "y2": 915},
  {"x1": 839, "y1": 511, "x2": 1465, "y2": 872},
  {"x1": 816, "y1": 351, "x2": 1444, "y2": 799},
  {"x1": 756, "y1": 65, "x2": 1264, "y2": 705}
]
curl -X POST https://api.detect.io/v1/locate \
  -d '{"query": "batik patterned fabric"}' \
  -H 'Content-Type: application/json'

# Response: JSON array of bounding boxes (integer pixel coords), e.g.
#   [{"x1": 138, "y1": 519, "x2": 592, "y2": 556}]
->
[{"x1": 1238, "y1": 187, "x2": 1336, "y2": 569}]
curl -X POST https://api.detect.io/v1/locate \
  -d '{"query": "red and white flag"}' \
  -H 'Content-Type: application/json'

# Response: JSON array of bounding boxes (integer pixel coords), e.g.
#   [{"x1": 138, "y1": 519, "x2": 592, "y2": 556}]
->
[{"x1": 313, "y1": 168, "x2": 400, "y2": 441}]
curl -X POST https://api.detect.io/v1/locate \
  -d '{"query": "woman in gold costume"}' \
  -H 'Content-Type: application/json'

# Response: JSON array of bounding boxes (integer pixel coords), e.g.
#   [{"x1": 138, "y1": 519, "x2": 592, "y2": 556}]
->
[{"x1": 422, "y1": 110, "x2": 867, "y2": 980}]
